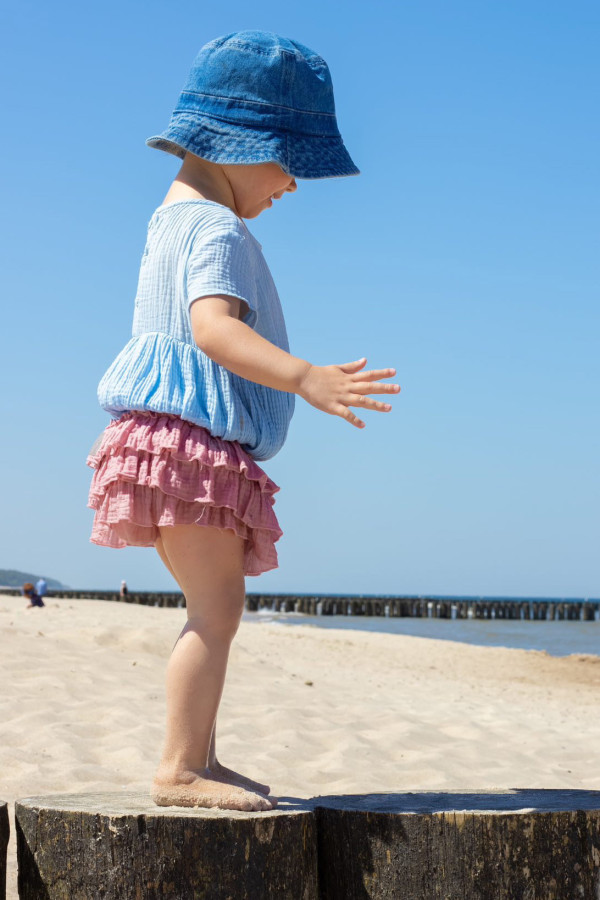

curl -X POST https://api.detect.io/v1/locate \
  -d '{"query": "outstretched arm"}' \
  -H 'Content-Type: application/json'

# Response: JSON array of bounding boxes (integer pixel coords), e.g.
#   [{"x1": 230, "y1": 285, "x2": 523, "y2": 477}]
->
[{"x1": 190, "y1": 294, "x2": 400, "y2": 429}]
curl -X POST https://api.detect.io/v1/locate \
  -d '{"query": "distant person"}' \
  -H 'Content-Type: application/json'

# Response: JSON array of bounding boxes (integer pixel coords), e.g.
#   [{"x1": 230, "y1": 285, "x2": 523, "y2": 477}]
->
[
  {"x1": 85, "y1": 32, "x2": 399, "y2": 813},
  {"x1": 35, "y1": 577, "x2": 48, "y2": 599},
  {"x1": 22, "y1": 582, "x2": 45, "y2": 609},
  {"x1": 120, "y1": 580, "x2": 128, "y2": 598}
]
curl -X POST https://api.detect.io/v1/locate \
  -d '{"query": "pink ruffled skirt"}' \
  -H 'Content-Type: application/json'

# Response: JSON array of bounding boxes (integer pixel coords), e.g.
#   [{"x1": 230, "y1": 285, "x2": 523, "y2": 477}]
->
[{"x1": 86, "y1": 411, "x2": 282, "y2": 576}]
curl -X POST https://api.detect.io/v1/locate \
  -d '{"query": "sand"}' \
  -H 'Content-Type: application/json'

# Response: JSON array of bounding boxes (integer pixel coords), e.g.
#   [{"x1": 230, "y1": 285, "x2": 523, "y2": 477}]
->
[{"x1": 1, "y1": 595, "x2": 599, "y2": 898}]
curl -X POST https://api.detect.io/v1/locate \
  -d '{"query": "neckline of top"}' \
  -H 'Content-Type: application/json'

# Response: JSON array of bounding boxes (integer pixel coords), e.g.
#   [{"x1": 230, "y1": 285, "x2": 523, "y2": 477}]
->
[
  {"x1": 150, "y1": 199, "x2": 260, "y2": 245},
  {"x1": 154, "y1": 198, "x2": 234, "y2": 214}
]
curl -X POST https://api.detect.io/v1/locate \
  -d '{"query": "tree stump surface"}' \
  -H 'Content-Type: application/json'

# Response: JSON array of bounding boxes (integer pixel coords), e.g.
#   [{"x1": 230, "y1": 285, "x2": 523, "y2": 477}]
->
[
  {"x1": 15, "y1": 792, "x2": 317, "y2": 900},
  {"x1": 313, "y1": 789, "x2": 600, "y2": 899},
  {"x1": 0, "y1": 802, "x2": 8, "y2": 900},
  {"x1": 14, "y1": 789, "x2": 600, "y2": 900}
]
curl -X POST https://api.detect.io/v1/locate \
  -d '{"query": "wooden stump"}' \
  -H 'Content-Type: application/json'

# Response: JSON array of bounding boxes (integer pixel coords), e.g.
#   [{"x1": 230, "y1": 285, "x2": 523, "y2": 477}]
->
[
  {"x1": 15, "y1": 792, "x2": 317, "y2": 900},
  {"x1": 14, "y1": 789, "x2": 600, "y2": 899},
  {"x1": 0, "y1": 801, "x2": 8, "y2": 900},
  {"x1": 315, "y1": 789, "x2": 600, "y2": 900}
]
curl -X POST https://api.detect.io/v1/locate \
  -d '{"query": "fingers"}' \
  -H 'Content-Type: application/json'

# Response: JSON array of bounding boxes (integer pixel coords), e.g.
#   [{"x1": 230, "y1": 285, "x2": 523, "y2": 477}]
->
[
  {"x1": 354, "y1": 367, "x2": 398, "y2": 383},
  {"x1": 338, "y1": 357, "x2": 367, "y2": 374},
  {"x1": 349, "y1": 394, "x2": 393, "y2": 412},
  {"x1": 335, "y1": 396, "x2": 391, "y2": 427},
  {"x1": 337, "y1": 364, "x2": 397, "y2": 383},
  {"x1": 336, "y1": 404, "x2": 365, "y2": 429},
  {"x1": 306, "y1": 360, "x2": 399, "y2": 428},
  {"x1": 337, "y1": 363, "x2": 400, "y2": 393},
  {"x1": 352, "y1": 380, "x2": 401, "y2": 396}
]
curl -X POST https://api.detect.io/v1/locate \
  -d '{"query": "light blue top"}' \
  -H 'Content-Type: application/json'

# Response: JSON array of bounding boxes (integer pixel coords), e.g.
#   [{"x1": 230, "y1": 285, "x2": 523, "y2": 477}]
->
[{"x1": 97, "y1": 199, "x2": 295, "y2": 461}]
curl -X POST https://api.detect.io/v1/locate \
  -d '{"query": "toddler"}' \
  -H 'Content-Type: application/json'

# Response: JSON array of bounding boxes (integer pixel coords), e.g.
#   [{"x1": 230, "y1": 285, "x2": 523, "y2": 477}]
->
[{"x1": 87, "y1": 30, "x2": 400, "y2": 811}]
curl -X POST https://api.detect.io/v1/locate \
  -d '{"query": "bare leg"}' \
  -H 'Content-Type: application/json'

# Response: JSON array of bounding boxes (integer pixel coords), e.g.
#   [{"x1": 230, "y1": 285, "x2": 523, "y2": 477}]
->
[
  {"x1": 151, "y1": 524, "x2": 276, "y2": 811},
  {"x1": 155, "y1": 534, "x2": 270, "y2": 796}
]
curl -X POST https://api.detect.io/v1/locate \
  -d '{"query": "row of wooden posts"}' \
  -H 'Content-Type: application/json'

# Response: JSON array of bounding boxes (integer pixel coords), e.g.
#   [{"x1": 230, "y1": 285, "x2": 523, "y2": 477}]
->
[
  {"x1": 4, "y1": 589, "x2": 600, "y2": 621},
  {"x1": 3, "y1": 790, "x2": 600, "y2": 899}
]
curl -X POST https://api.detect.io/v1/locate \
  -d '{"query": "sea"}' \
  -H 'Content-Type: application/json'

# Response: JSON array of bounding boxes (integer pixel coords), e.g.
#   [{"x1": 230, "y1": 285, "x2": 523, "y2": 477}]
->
[{"x1": 242, "y1": 595, "x2": 600, "y2": 658}]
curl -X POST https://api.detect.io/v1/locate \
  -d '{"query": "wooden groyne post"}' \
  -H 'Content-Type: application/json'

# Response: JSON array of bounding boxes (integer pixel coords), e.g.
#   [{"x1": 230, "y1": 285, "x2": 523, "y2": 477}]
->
[
  {"x1": 15, "y1": 790, "x2": 600, "y2": 899},
  {"x1": 315, "y1": 789, "x2": 600, "y2": 899},
  {"x1": 2, "y1": 589, "x2": 600, "y2": 621},
  {"x1": 16, "y1": 793, "x2": 316, "y2": 900},
  {"x1": 0, "y1": 801, "x2": 8, "y2": 900}
]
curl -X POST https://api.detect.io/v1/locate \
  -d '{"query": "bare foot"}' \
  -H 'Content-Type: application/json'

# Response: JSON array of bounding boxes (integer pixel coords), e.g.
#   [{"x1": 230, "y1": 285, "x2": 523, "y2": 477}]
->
[
  {"x1": 152, "y1": 768, "x2": 277, "y2": 811},
  {"x1": 208, "y1": 760, "x2": 271, "y2": 795}
]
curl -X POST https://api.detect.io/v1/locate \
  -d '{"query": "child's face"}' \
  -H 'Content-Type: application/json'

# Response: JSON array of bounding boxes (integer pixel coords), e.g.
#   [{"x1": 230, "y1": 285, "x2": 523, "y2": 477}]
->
[{"x1": 228, "y1": 162, "x2": 297, "y2": 219}]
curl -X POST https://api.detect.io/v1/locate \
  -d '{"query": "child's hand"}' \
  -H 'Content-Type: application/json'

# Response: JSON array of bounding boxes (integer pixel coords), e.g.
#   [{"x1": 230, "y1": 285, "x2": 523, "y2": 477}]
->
[{"x1": 297, "y1": 358, "x2": 400, "y2": 429}]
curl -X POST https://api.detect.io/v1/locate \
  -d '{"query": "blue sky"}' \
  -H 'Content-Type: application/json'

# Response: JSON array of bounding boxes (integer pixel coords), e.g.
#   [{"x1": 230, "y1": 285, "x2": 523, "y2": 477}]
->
[{"x1": 1, "y1": 1, "x2": 598, "y2": 596}]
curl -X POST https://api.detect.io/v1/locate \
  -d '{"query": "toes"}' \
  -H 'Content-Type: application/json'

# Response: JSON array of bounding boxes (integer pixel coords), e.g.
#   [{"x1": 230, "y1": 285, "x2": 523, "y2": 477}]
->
[
  {"x1": 239, "y1": 790, "x2": 263, "y2": 812},
  {"x1": 258, "y1": 794, "x2": 277, "y2": 810},
  {"x1": 247, "y1": 791, "x2": 275, "y2": 812}
]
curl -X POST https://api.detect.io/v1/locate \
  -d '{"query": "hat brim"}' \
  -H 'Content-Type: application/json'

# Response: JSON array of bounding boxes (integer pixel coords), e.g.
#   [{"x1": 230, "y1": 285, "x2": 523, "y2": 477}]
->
[{"x1": 145, "y1": 112, "x2": 360, "y2": 180}]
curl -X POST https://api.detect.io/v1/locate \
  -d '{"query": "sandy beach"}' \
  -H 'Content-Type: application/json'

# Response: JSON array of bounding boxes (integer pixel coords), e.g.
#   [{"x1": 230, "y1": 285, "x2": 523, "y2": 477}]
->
[{"x1": 1, "y1": 594, "x2": 599, "y2": 898}]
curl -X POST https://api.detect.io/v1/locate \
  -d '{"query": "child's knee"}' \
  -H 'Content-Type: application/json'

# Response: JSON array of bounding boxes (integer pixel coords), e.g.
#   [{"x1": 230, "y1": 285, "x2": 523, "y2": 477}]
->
[{"x1": 184, "y1": 612, "x2": 242, "y2": 645}]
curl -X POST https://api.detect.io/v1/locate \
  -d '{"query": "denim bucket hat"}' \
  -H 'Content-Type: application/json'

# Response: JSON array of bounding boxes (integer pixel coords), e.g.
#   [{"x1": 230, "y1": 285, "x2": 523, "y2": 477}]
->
[{"x1": 145, "y1": 30, "x2": 360, "y2": 180}]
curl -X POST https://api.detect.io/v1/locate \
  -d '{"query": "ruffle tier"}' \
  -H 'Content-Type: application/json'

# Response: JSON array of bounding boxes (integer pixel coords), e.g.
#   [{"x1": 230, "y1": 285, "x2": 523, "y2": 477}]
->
[{"x1": 86, "y1": 411, "x2": 282, "y2": 576}]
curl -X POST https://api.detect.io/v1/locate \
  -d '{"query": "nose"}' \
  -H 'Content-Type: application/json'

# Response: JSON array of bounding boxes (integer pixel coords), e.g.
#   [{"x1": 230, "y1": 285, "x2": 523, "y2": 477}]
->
[{"x1": 273, "y1": 180, "x2": 297, "y2": 200}]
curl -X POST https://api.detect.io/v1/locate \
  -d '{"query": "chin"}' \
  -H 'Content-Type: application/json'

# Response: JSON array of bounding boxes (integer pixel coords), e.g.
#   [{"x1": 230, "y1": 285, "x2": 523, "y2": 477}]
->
[
  {"x1": 242, "y1": 208, "x2": 265, "y2": 220},
  {"x1": 238, "y1": 197, "x2": 272, "y2": 219}
]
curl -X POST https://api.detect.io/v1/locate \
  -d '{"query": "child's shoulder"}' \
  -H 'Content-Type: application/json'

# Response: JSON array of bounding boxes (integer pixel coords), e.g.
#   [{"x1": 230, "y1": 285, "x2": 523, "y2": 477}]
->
[
  {"x1": 151, "y1": 200, "x2": 247, "y2": 238},
  {"x1": 146, "y1": 199, "x2": 262, "y2": 258}
]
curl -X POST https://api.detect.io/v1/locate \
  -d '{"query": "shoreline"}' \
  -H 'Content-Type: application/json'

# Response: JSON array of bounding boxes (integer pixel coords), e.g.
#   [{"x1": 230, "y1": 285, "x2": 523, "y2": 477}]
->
[{"x1": 244, "y1": 608, "x2": 600, "y2": 658}]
